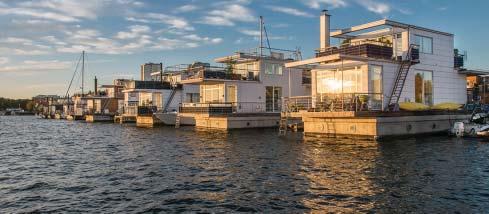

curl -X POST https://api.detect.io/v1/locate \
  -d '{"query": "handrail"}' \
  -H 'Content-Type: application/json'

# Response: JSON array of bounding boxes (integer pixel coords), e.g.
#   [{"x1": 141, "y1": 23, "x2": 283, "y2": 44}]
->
[
  {"x1": 316, "y1": 40, "x2": 393, "y2": 53},
  {"x1": 284, "y1": 93, "x2": 385, "y2": 112}
]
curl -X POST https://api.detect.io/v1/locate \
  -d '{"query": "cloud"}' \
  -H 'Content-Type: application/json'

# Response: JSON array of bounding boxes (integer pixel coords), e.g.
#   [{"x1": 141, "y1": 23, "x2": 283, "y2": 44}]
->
[
  {"x1": 303, "y1": 0, "x2": 348, "y2": 9},
  {"x1": 0, "y1": 57, "x2": 8, "y2": 64},
  {"x1": 115, "y1": 25, "x2": 151, "y2": 39},
  {"x1": 199, "y1": 4, "x2": 255, "y2": 26},
  {"x1": 357, "y1": 0, "x2": 390, "y2": 14},
  {"x1": 0, "y1": 37, "x2": 33, "y2": 44},
  {"x1": 182, "y1": 34, "x2": 223, "y2": 44},
  {"x1": 175, "y1": 4, "x2": 199, "y2": 13},
  {"x1": 0, "y1": 60, "x2": 72, "y2": 73},
  {"x1": 239, "y1": 29, "x2": 261, "y2": 37},
  {"x1": 17, "y1": 0, "x2": 102, "y2": 20},
  {"x1": 0, "y1": 7, "x2": 80, "y2": 22},
  {"x1": 127, "y1": 13, "x2": 194, "y2": 31},
  {"x1": 266, "y1": 6, "x2": 314, "y2": 17}
]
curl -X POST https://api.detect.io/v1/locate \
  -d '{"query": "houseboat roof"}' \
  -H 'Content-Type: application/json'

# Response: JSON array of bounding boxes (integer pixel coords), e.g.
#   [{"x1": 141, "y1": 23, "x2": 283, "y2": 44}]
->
[
  {"x1": 331, "y1": 19, "x2": 453, "y2": 39},
  {"x1": 214, "y1": 47, "x2": 301, "y2": 63},
  {"x1": 458, "y1": 69, "x2": 489, "y2": 76}
]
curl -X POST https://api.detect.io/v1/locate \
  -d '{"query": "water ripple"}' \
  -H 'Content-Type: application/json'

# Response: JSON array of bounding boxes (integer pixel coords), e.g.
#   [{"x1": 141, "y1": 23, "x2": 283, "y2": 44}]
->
[{"x1": 1, "y1": 116, "x2": 489, "y2": 213}]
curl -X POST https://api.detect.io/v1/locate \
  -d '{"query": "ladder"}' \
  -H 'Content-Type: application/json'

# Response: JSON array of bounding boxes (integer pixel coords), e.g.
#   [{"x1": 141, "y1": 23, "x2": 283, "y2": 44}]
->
[
  {"x1": 175, "y1": 114, "x2": 181, "y2": 128},
  {"x1": 278, "y1": 111, "x2": 289, "y2": 136},
  {"x1": 386, "y1": 44, "x2": 420, "y2": 111},
  {"x1": 278, "y1": 100, "x2": 291, "y2": 136},
  {"x1": 163, "y1": 87, "x2": 177, "y2": 113}
]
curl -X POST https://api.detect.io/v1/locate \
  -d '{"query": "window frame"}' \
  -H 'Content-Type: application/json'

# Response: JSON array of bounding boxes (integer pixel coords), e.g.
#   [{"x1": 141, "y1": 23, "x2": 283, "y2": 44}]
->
[{"x1": 414, "y1": 35, "x2": 433, "y2": 54}]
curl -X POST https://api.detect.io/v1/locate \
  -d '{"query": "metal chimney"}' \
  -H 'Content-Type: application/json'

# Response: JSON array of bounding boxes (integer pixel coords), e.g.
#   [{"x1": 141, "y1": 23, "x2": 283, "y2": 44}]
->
[
  {"x1": 94, "y1": 76, "x2": 98, "y2": 95},
  {"x1": 320, "y1": 10, "x2": 331, "y2": 50}
]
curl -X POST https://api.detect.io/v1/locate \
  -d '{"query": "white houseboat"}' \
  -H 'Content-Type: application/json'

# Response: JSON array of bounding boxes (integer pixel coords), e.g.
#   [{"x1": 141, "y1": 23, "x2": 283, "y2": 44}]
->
[{"x1": 283, "y1": 10, "x2": 470, "y2": 139}]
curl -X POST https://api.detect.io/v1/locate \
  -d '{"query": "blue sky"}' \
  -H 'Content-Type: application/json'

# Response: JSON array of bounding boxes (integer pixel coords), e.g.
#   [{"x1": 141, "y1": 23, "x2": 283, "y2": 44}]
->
[{"x1": 0, "y1": 0, "x2": 488, "y2": 98}]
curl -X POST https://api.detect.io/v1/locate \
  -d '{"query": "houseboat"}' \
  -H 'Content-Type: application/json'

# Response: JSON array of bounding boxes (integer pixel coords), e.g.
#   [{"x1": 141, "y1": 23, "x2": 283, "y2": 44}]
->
[
  {"x1": 283, "y1": 10, "x2": 471, "y2": 139},
  {"x1": 163, "y1": 47, "x2": 311, "y2": 129}
]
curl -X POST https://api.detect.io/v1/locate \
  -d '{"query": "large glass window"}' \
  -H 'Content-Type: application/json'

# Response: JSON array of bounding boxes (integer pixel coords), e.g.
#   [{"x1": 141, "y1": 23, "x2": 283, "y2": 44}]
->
[
  {"x1": 265, "y1": 63, "x2": 283, "y2": 75},
  {"x1": 415, "y1": 70, "x2": 433, "y2": 105},
  {"x1": 414, "y1": 35, "x2": 433, "y2": 54},
  {"x1": 202, "y1": 84, "x2": 224, "y2": 103},
  {"x1": 316, "y1": 66, "x2": 364, "y2": 94}
]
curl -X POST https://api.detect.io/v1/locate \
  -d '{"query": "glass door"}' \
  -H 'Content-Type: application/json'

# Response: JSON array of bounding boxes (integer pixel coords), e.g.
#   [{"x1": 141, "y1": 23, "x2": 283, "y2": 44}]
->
[{"x1": 266, "y1": 86, "x2": 282, "y2": 112}]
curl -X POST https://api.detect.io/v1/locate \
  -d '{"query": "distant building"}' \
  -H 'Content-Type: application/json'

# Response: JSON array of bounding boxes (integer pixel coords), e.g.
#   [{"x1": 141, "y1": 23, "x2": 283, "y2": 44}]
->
[{"x1": 140, "y1": 63, "x2": 162, "y2": 81}]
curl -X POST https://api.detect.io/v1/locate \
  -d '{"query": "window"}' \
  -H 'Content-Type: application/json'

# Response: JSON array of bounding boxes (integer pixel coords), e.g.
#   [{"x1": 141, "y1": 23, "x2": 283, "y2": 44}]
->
[
  {"x1": 316, "y1": 66, "x2": 364, "y2": 94},
  {"x1": 369, "y1": 65, "x2": 382, "y2": 95},
  {"x1": 265, "y1": 63, "x2": 283, "y2": 75},
  {"x1": 395, "y1": 33, "x2": 403, "y2": 57},
  {"x1": 414, "y1": 35, "x2": 433, "y2": 54},
  {"x1": 202, "y1": 85, "x2": 224, "y2": 103},
  {"x1": 185, "y1": 93, "x2": 200, "y2": 103},
  {"x1": 415, "y1": 70, "x2": 433, "y2": 105}
]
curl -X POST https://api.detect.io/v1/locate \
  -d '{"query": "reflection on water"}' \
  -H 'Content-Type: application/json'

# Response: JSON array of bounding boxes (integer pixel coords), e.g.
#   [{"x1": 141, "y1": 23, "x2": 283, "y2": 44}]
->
[{"x1": 0, "y1": 116, "x2": 488, "y2": 213}]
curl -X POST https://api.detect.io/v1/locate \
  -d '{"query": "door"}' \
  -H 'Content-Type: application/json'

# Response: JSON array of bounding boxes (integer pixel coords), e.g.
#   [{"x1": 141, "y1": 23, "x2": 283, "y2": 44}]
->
[
  {"x1": 266, "y1": 86, "x2": 282, "y2": 112},
  {"x1": 226, "y1": 85, "x2": 237, "y2": 103}
]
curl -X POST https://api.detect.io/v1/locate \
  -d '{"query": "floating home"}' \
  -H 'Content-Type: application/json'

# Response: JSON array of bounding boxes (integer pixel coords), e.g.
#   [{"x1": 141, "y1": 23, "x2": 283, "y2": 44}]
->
[
  {"x1": 117, "y1": 79, "x2": 191, "y2": 127},
  {"x1": 163, "y1": 48, "x2": 311, "y2": 129},
  {"x1": 283, "y1": 10, "x2": 471, "y2": 139}
]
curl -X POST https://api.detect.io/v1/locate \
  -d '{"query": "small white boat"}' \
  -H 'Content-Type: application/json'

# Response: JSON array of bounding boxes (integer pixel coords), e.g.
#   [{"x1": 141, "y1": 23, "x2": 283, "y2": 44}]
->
[{"x1": 451, "y1": 113, "x2": 489, "y2": 137}]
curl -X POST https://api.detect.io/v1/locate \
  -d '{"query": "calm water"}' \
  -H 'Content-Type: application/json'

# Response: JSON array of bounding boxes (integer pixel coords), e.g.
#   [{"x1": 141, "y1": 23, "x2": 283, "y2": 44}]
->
[{"x1": 1, "y1": 116, "x2": 489, "y2": 213}]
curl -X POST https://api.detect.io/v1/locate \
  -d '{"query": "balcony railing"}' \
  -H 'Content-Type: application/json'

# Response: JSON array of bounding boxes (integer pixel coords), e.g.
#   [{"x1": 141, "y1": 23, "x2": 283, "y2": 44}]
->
[
  {"x1": 316, "y1": 40, "x2": 393, "y2": 60},
  {"x1": 284, "y1": 93, "x2": 384, "y2": 112},
  {"x1": 181, "y1": 66, "x2": 259, "y2": 82},
  {"x1": 179, "y1": 102, "x2": 267, "y2": 114}
]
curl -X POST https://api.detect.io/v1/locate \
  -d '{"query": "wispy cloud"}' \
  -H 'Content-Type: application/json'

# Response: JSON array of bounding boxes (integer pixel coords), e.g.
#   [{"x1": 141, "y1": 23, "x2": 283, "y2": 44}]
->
[
  {"x1": 303, "y1": 0, "x2": 348, "y2": 9},
  {"x1": 127, "y1": 13, "x2": 194, "y2": 31},
  {"x1": 175, "y1": 4, "x2": 199, "y2": 13},
  {"x1": 357, "y1": 0, "x2": 390, "y2": 15},
  {"x1": 199, "y1": 4, "x2": 255, "y2": 26},
  {"x1": 0, "y1": 57, "x2": 8, "y2": 65},
  {"x1": 0, "y1": 60, "x2": 72, "y2": 73},
  {"x1": 266, "y1": 6, "x2": 314, "y2": 18}
]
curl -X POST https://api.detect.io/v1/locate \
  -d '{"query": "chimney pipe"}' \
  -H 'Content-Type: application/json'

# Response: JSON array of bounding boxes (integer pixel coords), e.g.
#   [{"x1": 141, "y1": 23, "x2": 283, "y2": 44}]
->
[
  {"x1": 94, "y1": 76, "x2": 98, "y2": 95},
  {"x1": 320, "y1": 9, "x2": 331, "y2": 50}
]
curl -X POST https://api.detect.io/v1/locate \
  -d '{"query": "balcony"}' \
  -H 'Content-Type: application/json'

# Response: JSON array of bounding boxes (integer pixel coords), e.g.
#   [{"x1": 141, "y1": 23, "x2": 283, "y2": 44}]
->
[
  {"x1": 316, "y1": 40, "x2": 393, "y2": 61},
  {"x1": 181, "y1": 66, "x2": 259, "y2": 83}
]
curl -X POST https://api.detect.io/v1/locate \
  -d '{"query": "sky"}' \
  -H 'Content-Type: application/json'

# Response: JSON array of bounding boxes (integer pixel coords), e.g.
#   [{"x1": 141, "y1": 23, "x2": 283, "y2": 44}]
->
[{"x1": 0, "y1": 0, "x2": 488, "y2": 99}]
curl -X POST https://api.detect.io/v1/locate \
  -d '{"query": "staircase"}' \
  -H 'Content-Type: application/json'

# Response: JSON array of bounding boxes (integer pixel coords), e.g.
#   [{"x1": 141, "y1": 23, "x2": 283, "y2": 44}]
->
[
  {"x1": 386, "y1": 44, "x2": 420, "y2": 111},
  {"x1": 163, "y1": 88, "x2": 177, "y2": 113}
]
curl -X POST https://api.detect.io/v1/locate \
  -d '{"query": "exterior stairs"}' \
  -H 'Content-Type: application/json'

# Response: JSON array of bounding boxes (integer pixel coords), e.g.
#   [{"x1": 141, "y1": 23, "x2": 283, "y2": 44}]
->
[{"x1": 386, "y1": 44, "x2": 420, "y2": 111}]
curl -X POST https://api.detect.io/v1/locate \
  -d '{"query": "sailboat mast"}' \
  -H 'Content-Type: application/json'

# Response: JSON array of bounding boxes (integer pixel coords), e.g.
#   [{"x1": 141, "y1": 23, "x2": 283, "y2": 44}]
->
[
  {"x1": 81, "y1": 50, "x2": 85, "y2": 97},
  {"x1": 259, "y1": 16, "x2": 263, "y2": 57}
]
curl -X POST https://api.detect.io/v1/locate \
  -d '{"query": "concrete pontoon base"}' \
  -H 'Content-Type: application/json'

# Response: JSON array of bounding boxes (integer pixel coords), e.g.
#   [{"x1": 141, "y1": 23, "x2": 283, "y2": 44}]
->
[
  {"x1": 136, "y1": 115, "x2": 163, "y2": 128},
  {"x1": 302, "y1": 111, "x2": 470, "y2": 140},
  {"x1": 86, "y1": 114, "x2": 114, "y2": 122},
  {"x1": 195, "y1": 113, "x2": 281, "y2": 129}
]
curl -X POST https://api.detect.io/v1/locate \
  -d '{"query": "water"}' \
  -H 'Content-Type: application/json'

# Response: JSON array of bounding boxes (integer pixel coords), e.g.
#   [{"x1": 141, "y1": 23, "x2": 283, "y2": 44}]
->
[{"x1": 1, "y1": 116, "x2": 489, "y2": 213}]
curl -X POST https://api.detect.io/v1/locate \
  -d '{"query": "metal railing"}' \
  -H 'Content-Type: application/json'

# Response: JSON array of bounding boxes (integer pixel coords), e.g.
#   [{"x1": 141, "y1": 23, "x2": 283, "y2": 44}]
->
[
  {"x1": 179, "y1": 102, "x2": 267, "y2": 114},
  {"x1": 236, "y1": 46, "x2": 302, "y2": 61},
  {"x1": 181, "y1": 66, "x2": 259, "y2": 82},
  {"x1": 284, "y1": 93, "x2": 384, "y2": 112},
  {"x1": 316, "y1": 40, "x2": 393, "y2": 60}
]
